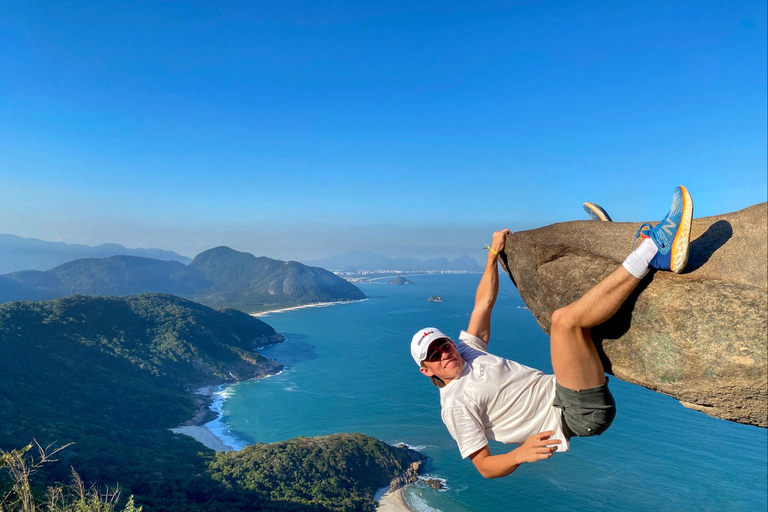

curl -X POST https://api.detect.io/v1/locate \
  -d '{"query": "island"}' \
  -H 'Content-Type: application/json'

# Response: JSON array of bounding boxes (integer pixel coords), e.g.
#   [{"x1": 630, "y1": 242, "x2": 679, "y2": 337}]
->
[
  {"x1": 427, "y1": 295, "x2": 443, "y2": 302},
  {"x1": 386, "y1": 276, "x2": 414, "y2": 285}
]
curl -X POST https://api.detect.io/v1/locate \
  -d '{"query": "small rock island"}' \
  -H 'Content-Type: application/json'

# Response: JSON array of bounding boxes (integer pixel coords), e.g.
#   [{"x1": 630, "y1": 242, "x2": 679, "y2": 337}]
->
[
  {"x1": 427, "y1": 295, "x2": 443, "y2": 302},
  {"x1": 387, "y1": 276, "x2": 414, "y2": 285}
]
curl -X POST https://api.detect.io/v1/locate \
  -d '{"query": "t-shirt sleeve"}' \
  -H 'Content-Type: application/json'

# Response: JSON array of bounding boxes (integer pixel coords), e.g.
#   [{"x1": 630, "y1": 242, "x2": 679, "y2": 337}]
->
[
  {"x1": 459, "y1": 330, "x2": 488, "y2": 352},
  {"x1": 441, "y1": 405, "x2": 488, "y2": 459}
]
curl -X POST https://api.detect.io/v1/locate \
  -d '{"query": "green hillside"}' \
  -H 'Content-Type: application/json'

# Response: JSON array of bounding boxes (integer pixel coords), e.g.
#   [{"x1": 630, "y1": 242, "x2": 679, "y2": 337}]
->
[
  {"x1": 189, "y1": 247, "x2": 367, "y2": 312},
  {"x1": 209, "y1": 434, "x2": 424, "y2": 512},
  {"x1": 0, "y1": 294, "x2": 420, "y2": 512},
  {"x1": 1, "y1": 248, "x2": 366, "y2": 313}
]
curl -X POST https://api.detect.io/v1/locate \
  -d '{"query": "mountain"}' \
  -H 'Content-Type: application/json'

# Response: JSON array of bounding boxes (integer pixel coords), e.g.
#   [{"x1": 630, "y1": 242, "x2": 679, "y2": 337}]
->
[
  {"x1": 303, "y1": 250, "x2": 482, "y2": 272},
  {"x1": 1, "y1": 247, "x2": 366, "y2": 313},
  {"x1": 0, "y1": 234, "x2": 192, "y2": 274},
  {"x1": 3, "y1": 255, "x2": 210, "y2": 300},
  {"x1": 189, "y1": 246, "x2": 367, "y2": 311},
  {"x1": 0, "y1": 275, "x2": 46, "y2": 303},
  {"x1": 0, "y1": 294, "x2": 421, "y2": 511},
  {"x1": 0, "y1": 294, "x2": 283, "y2": 500}
]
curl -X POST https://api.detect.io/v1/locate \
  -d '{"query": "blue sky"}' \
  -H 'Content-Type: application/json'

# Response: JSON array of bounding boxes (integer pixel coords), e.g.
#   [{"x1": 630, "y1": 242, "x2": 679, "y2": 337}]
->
[{"x1": 1, "y1": 1, "x2": 766, "y2": 262}]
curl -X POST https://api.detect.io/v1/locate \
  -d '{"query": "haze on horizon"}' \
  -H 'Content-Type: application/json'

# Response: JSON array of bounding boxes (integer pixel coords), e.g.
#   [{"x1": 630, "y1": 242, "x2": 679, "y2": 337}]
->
[{"x1": 1, "y1": 1, "x2": 766, "y2": 263}]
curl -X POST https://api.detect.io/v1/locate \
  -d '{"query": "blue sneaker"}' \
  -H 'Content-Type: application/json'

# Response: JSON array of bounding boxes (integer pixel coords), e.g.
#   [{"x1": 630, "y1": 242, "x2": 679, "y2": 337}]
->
[
  {"x1": 633, "y1": 185, "x2": 693, "y2": 273},
  {"x1": 583, "y1": 202, "x2": 613, "y2": 221}
]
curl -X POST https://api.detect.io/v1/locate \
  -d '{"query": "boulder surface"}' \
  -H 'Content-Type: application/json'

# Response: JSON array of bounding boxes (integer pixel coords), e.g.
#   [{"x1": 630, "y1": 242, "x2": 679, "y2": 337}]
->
[{"x1": 500, "y1": 202, "x2": 767, "y2": 427}]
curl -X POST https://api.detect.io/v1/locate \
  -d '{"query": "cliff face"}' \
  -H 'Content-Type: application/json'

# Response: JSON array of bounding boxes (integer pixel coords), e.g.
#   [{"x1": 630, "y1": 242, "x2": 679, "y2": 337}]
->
[{"x1": 501, "y1": 203, "x2": 767, "y2": 427}]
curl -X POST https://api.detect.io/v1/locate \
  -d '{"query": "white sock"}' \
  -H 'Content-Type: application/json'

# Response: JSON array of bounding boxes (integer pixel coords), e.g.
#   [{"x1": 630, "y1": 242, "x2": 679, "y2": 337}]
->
[{"x1": 622, "y1": 238, "x2": 658, "y2": 279}]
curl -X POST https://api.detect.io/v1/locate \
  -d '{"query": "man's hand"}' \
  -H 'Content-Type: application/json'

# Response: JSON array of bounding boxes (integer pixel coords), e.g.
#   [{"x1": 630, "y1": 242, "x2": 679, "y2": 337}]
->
[
  {"x1": 513, "y1": 431, "x2": 561, "y2": 464},
  {"x1": 490, "y1": 228, "x2": 511, "y2": 256},
  {"x1": 469, "y1": 431, "x2": 561, "y2": 479},
  {"x1": 467, "y1": 228, "x2": 511, "y2": 344}
]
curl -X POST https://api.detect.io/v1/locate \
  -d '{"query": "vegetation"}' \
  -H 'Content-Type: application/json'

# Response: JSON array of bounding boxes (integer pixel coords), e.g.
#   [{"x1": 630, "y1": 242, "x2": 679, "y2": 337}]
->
[
  {"x1": 1, "y1": 248, "x2": 366, "y2": 313},
  {"x1": 0, "y1": 294, "x2": 420, "y2": 511},
  {"x1": 0, "y1": 442, "x2": 141, "y2": 512},
  {"x1": 209, "y1": 434, "x2": 423, "y2": 512},
  {"x1": 189, "y1": 247, "x2": 366, "y2": 312}
]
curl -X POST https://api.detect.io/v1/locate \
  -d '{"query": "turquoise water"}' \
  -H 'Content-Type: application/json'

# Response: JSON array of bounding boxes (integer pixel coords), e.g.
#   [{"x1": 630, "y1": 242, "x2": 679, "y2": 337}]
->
[{"x1": 214, "y1": 274, "x2": 767, "y2": 512}]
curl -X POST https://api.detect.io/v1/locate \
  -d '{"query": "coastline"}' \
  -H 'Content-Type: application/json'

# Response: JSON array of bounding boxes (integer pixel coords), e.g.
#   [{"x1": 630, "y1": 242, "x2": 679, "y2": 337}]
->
[
  {"x1": 170, "y1": 385, "x2": 419, "y2": 512},
  {"x1": 170, "y1": 385, "x2": 238, "y2": 452},
  {"x1": 170, "y1": 425, "x2": 235, "y2": 452},
  {"x1": 251, "y1": 298, "x2": 367, "y2": 317},
  {"x1": 376, "y1": 488, "x2": 416, "y2": 512}
]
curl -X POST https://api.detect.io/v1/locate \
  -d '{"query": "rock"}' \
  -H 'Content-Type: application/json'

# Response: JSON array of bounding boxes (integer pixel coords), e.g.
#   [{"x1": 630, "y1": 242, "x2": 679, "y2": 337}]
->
[
  {"x1": 388, "y1": 461, "x2": 425, "y2": 492},
  {"x1": 387, "y1": 276, "x2": 413, "y2": 285},
  {"x1": 387, "y1": 444, "x2": 427, "y2": 491},
  {"x1": 500, "y1": 203, "x2": 767, "y2": 427},
  {"x1": 421, "y1": 478, "x2": 445, "y2": 490},
  {"x1": 427, "y1": 295, "x2": 443, "y2": 302}
]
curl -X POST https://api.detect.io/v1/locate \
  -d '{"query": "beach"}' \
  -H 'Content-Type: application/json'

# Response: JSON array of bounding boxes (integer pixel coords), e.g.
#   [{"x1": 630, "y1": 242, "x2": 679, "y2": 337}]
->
[
  {"x1": 170, "y1": 384, "x2": 418, "y2": 512},
  {"x1": 170, "y1": 425, "x2": 235, "y2": 451},
  {"x1": 251, "y1": 299, "x2": 366, "y2": 317},
  {"x1": 375, "y1": 489, "x2": 415, "y2": 512},
  {"x1": 169, "y1": 385, "x2": 238, "y2": 451}
]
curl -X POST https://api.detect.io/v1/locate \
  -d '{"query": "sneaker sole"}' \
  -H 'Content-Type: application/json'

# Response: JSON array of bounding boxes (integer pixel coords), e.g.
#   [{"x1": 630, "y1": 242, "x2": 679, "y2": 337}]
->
[
  {"x1": 670, "y1": 185, "x2": 693, "y2": 273},
  {"x1": 584, "y1": 202, "x2": 612, "y2": 222}
]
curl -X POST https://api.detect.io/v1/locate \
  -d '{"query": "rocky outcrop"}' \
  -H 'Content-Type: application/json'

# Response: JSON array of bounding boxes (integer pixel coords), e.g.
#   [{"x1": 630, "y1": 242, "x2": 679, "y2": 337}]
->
[
  {"x1": 388, "y1": 444, "x2": 427, "y2": 492},
  {"x1": 500, "y1": 203, "x2": 767, "y2": 427}
]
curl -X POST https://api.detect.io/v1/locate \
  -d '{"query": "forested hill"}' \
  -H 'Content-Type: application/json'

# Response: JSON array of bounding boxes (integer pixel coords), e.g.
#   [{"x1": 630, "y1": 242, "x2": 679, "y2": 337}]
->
[
  {"x1": 0, "y1": 247, "x2": 366, "y2": 313},
  {"x1": 0, "y1": 294, "x2": 285, "y2": 448},
  {"x1": 189, "y1": 246, "x2": 366, "y2": 311},
  {"x1": 0, "y1": 294, "x2": 421, "y2": 511}
]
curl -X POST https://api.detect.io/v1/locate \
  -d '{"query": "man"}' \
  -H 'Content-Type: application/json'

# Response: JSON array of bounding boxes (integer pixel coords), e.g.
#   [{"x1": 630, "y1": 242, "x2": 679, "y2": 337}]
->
[{"x1": 411, "y1": 186, "x2": 693, "y2": 479}]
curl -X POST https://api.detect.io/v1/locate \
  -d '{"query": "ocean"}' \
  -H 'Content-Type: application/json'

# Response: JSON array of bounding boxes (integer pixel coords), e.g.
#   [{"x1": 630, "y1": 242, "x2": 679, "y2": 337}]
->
[{"x1": 208, "y1": 273, "x2": 767, "y2": 512}]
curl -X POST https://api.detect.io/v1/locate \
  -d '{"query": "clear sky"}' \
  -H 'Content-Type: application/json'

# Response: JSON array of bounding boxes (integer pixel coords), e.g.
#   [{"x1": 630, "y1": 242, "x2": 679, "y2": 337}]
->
[{"x1": 1, "y1": 1, "x2": 766, "y2": 262}]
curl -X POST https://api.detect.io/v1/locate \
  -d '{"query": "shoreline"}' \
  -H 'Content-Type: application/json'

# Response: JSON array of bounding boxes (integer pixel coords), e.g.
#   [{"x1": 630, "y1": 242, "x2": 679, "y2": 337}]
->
[
  {"x1": 171, "y1": 304, "x2": 419, "y2": 511},
  {"x1": 376, "y1": 488, "x2": 416, "y2": 512},
  {"x1": 251, "y1": 298, "x2": 367, "y2": 317},
  {"x1": 170, "y1": 425, "x2": 235, "y2": 452},
  {"x1": 170, "y1": 385, "x2": 420, "y2": 512},
  {"x1": 169, "y1": 385, "x2": 238, "y2": 452}
]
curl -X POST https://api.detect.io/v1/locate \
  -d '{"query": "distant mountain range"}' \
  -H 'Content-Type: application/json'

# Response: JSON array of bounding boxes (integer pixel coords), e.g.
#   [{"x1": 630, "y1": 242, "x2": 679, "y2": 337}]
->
[
  {"x1": 303, "y1": 250, "x2": 481, "y2": 272},
  {"x1": 1, "y1": 246, "x2": 366, "y2": 313},
  {"x1": 0, "y1": 234, "x2": 191, "y2": 274}
]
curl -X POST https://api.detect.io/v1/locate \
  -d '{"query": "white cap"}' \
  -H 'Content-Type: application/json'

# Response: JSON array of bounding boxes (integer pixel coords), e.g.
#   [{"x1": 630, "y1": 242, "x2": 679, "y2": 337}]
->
[{"x1": 410, "y1": 327, "x2": 450, "y2": 366}]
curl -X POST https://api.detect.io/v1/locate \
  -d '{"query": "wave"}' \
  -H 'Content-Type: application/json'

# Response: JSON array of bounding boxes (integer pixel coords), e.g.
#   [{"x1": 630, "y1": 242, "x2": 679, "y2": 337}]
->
[
  {"x1": 201, "y1": 368, "x2": 291, "y2": 451},
  {"x1": 419, "y1": 475, "x2": 449, "y2": 491},
  {"x1": 403, "y1": 489, "x2": 442, "y2": 512},
  {"x1": 203, "y1": 385, "x2": 247, "y2": 450}
]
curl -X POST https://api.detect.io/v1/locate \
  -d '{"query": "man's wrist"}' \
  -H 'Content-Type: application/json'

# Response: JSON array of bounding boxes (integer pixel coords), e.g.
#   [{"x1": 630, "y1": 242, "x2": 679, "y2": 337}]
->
[{"x1": 508, "y1": 446, "x2": 522, "y2": 467}]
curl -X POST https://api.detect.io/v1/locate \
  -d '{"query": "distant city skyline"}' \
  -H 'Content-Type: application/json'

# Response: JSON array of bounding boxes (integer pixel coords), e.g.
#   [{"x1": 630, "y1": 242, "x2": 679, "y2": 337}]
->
[{"x1": 2, "y1": 1, "x2": 766, "y2": 262}]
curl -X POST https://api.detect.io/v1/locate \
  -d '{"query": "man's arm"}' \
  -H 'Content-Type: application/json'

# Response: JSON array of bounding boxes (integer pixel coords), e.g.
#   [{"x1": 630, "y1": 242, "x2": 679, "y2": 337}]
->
[
  {"x1": 466, "y1": 229, "x2": 510, "y2": 344},
  {"x1": 468, "y1": 431, "x2": 560, "y2": 479}
]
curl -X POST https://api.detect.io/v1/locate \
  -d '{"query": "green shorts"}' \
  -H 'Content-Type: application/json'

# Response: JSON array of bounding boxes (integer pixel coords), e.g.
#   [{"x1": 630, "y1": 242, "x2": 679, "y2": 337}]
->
[{"x1": 553, "y1": 377, "x2": 616, "y2": 438}]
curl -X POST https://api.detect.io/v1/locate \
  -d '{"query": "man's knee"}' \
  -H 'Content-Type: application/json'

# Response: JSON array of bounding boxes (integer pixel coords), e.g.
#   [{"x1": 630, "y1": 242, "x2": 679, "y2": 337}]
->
[{"x1": 551, "y1": 305, "x2": 579, "y2": 332}]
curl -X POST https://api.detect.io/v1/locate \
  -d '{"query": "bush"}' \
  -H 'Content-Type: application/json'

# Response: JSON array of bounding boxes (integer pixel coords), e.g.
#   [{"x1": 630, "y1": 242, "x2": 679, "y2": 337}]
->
[{"x1": 0, "y1": 441, "x2": 140, "y2": 512}]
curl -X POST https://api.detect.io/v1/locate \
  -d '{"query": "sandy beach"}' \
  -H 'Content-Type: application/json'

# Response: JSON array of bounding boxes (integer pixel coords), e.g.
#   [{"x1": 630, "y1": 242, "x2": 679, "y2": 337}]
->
[
  {"x1": 376, "y1": 489, "x2": 415, "y2": 512},
  {"x1": 169, "y1": 357, "x2": 416, "y2": 512},
  {"x1": 251, "y1": 299, "x2": 366, "y2": 317},
  {"x1": 169, "y1": 385, "x2": 236, "y2": 452},
  {"x1": 170, "y1": 425, "x2": 235, "y2": 451}
]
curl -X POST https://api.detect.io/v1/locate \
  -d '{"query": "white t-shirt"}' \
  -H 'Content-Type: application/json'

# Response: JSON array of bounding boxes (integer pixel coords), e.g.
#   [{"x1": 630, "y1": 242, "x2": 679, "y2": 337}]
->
[{"x1": 439, "y1": 331, "x2": 569, "y2": 458}]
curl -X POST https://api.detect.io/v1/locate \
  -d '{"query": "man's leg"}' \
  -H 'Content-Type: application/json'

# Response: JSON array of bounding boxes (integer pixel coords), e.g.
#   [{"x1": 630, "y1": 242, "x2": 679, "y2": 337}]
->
[
  {"x1": 550, "y1": 185, "x2": 693, "y2": 391},
  {"x1": 550, "y1": 266, "x2": 641, "y2": 390}
]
